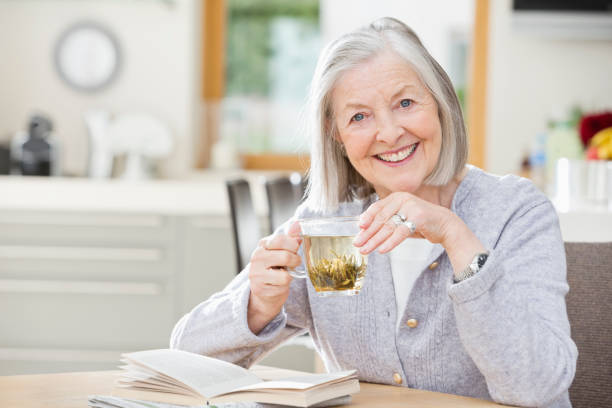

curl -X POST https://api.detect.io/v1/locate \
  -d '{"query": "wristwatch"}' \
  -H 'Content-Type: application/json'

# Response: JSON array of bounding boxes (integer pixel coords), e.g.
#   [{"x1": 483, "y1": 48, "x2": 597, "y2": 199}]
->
[{"x1": 453, "y1": 251, "x2": 489, "y2": 283}]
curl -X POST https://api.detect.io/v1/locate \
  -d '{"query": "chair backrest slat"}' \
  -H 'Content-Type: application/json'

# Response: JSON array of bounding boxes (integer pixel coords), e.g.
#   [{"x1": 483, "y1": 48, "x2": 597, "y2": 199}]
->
[
  {"x1": 265, "y1": 173, "x2": 306, "y2": 233},
  {"x1": 226, "y1": 179, "x2": 261, "y2": 274}
]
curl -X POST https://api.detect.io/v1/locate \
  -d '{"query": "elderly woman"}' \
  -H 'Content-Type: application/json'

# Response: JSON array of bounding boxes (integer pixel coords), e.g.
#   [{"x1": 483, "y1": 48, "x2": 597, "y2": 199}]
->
[{"x1": 171, "y1": 17, "x2": 576, "y2": 408}]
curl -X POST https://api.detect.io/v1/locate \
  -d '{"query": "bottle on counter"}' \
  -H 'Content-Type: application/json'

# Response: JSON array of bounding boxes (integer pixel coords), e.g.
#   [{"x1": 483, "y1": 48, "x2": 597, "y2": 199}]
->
[
  {"x1": 546, "y1": 111, "x2": 584, "y2": 189},
  {"x1": 11, "y1": 114, "x2": 61, "y2": 176},
  {"x1": 529, "y1": 131, "x2": 548, "y2": 193}
]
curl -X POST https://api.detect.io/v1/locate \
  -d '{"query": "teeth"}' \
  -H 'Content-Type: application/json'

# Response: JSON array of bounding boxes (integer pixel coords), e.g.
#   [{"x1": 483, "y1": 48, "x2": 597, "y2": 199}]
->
[{"x1": 377, "y1": 143, "x2": 417, "y2": 162}]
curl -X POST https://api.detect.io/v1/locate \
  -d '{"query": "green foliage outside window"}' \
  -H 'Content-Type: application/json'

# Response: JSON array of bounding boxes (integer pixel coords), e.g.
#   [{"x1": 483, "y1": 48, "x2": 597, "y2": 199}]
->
[{"x1": 226, "y1": 0, "x2": 319, "y2": 97}]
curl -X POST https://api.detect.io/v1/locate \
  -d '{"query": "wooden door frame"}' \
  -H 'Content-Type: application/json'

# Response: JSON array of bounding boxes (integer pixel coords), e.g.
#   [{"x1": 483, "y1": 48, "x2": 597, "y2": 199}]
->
[
  {"x1": 197, "y1": 0, "x2": 226, "y2": 169},
  {"x1": 467, "y1": 0, "x2": 489, "y2": 170}
]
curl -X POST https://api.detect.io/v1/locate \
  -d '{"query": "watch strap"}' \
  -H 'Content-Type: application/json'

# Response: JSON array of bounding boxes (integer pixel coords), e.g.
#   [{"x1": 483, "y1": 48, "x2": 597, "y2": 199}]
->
[{"x1": 454, "y1": 251, "x2": 489, "y2": 283}]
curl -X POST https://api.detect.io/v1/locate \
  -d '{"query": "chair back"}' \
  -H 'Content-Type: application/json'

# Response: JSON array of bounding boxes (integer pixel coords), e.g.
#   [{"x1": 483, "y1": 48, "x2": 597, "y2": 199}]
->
[
  {"x1": 265, "y1": 173, "x2": 306, "y2": 233},
  {"x1": 564, "y1": 241, "x2": 612, "y2": 408},
  {"x1": 226, "y1": 179, "x2": 261, "y2": 274}
]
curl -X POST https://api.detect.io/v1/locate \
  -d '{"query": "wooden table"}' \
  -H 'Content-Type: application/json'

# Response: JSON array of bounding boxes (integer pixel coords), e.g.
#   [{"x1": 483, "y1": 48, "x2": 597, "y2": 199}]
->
[{"x1": 0, "y1": 370, "x2": 508, "y2": 408}]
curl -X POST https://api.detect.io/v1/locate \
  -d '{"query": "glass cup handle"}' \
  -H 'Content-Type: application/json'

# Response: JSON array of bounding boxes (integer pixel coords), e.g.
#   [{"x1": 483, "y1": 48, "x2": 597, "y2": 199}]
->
[
  {"x1": 288, "y1": 266, "x2": 307, "y2": 279},
  {"x1": 287, "y1": 232, "x2": 306, "y2": 278}
]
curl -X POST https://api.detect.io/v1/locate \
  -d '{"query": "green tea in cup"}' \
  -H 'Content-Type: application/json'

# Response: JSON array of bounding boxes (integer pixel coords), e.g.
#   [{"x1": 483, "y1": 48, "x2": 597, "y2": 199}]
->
[{"x1": 290, "y1": 216, "x2": 367, "y2": 296}]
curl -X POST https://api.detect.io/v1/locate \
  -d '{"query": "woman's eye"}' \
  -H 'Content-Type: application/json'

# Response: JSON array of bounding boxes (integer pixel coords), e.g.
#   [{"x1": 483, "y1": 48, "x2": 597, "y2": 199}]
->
[
  {"x1": 400, "y1": 99, "x2": 412, "y2": 108},
  {"x1": 352, "y1": 113, "x2": 365, "y2": 122}
]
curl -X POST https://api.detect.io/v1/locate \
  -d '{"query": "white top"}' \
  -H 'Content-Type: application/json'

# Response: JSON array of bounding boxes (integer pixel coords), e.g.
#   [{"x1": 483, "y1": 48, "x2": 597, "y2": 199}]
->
[{"x1": 389, "y1": 238, "x2": 434, "y2": 327}]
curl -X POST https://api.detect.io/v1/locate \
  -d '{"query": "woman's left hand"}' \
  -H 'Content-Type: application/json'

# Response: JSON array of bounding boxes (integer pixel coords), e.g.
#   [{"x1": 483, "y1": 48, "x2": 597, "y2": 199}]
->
[
  {"x1": 354, "y1": 192, "x2": 487, "y2": 276},
  {"x1": 353, "y1": 192, "x2": 456, "y2": 254}
]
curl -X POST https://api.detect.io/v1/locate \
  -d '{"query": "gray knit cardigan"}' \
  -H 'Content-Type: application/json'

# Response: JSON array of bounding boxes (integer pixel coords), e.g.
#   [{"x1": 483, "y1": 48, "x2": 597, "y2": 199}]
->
[{"x1": 171, "y1": 166, "x2": 577, "y2": 408}]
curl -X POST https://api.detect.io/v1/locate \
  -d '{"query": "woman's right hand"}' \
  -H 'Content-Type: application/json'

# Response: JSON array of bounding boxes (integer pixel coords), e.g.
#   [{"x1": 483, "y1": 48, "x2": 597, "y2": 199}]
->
[{"x1": 247, "y1": 221, "x2": 302, "y2": 334}]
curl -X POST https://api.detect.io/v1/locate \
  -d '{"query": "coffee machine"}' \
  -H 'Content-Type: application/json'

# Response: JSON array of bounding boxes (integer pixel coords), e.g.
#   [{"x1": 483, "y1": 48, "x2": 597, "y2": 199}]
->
[{"x1": 11, "y1": 114, "x2": 60, "y2": 176}]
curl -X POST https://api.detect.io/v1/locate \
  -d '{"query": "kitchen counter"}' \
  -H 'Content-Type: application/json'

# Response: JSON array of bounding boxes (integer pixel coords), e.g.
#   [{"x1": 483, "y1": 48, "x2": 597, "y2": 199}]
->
[
  {"x1": 0, "y1": 170, "x2": 291, "y2": 216},
  {"x1": 2, "y1": 174, "x2": 610, "y2": 241},
  {"x1": 552, "y1": 198, "x2": 612, "y2": 242}
]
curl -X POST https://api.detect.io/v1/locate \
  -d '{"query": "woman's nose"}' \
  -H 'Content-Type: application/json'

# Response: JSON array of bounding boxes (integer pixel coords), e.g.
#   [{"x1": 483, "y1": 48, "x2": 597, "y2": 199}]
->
[{"x1": 375, "y1": 111, "x2": 403, "y2": 145}]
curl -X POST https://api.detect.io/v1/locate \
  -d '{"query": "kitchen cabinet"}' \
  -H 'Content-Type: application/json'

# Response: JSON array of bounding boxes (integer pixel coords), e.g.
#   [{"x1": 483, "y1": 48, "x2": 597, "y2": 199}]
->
[
  {"x1": 0, "y1": 174, "x2": 316, "y2": 374},
  {"x1": 0, "y1": 210, "x2": 235, "y2": 374}
]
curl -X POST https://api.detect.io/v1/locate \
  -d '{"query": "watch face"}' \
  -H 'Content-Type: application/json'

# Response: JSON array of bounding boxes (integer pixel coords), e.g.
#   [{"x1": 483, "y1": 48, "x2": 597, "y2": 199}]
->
[{"x1": 477, "y1": 253, "x2": 488, "y2": 268}]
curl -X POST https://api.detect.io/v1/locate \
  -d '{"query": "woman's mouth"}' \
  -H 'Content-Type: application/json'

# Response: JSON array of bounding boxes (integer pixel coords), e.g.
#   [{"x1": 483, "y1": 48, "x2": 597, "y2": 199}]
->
[{"x1": 375, "y1": 142, "x2": 418, "y2": 163}]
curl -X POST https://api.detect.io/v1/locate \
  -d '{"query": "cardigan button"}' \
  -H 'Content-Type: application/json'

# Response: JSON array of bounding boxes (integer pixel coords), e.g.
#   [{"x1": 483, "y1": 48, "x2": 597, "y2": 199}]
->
[
  {"x1": 428, "y1": 261, "x2": 439, "y2": 270},
  {"x1": 392, "y1": 372, "x2": 403, "y2": 384},
  {"x1": 406, "y1": 318, "x2": 418, "y2": 328}
]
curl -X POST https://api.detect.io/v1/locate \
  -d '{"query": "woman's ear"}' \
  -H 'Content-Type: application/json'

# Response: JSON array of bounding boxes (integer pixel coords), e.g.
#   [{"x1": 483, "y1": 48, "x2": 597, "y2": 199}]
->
[
  {"x1": 338, "y1": 141, "x2": 347, "y2": 157},
  {"x1": 330, "y1": 127, "x2": 345, "y2": 154},
  {"x1": 328, "y1": 122, "x2": 345, "y2": 153}
]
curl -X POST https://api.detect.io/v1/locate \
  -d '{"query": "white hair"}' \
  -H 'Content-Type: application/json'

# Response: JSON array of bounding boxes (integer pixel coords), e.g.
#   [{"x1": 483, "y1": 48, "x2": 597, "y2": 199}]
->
[{"x1": 303, "y1": 17, "x2": 468, "y2": 213}]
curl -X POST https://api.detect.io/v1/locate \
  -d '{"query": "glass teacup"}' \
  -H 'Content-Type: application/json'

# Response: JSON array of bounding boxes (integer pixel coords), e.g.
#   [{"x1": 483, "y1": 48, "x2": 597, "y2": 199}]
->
[{"x1": 290, "y1": 216, "x2": 367, "y2": 296}]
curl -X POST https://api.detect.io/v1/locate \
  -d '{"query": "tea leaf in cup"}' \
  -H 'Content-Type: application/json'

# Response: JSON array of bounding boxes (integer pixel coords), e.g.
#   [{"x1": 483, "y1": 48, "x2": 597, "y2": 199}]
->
[{"x1": 308, "y1": 247, "x2": 366, "y2": 292}]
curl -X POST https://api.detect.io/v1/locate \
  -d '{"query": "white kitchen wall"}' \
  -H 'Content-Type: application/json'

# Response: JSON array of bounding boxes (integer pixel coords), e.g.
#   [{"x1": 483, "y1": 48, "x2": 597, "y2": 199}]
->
[
  {"x1": 4, "y1": 1, "x2": 608, "y2": 180},
  {"x1": 486, "y1": 0, "x2": 612, "y2": 176},
  {"x1": 319, "y1": 0, "x2": 474, "y2": 82},
  {"x1": 0, "y1": 0, "x2": 201, "y2": 178}
]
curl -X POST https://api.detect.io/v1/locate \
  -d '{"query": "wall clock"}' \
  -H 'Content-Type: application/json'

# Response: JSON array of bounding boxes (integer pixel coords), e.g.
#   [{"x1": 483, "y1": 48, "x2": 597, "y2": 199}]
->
[{"x1": 54, "y1": 21, "x2": 122, "y2": 92}]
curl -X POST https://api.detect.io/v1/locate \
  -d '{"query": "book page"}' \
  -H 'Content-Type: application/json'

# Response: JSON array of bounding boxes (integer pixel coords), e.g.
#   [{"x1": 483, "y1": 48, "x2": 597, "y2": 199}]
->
[
  {"x1": 122, "y1": 349, "x2": 262, "y2": 399},
  {"x1": 119, "y1": 364, "x2": 194, "y2": 392},
  {"x1": 117, "y1": 379, "x2": 195, "y2": 396},
  {"x1": 230, "y1": 371, "x2": 356, "y2": 392},
  {"x1": 212, "y1": 379, "x2": 360, "y2": 407}
]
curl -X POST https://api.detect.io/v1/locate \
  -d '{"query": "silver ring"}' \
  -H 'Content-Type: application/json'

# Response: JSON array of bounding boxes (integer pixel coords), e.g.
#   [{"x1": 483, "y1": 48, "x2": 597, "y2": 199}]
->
[
  {"x1": 390, "y1": 213, "x2": 416, "y2": 234},
  {"x1": 390, "y1": 213, "x2": 406, "y2": 225},
  {"x1": 402, "y1": 220, "x2": 417, "y2": 234}
]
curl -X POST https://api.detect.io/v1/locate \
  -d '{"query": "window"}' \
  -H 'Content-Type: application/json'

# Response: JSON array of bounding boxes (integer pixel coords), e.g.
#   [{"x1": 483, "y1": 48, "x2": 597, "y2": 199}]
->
[{"x1": 221, "y1": 0, "x2": 320, "y2": 155}]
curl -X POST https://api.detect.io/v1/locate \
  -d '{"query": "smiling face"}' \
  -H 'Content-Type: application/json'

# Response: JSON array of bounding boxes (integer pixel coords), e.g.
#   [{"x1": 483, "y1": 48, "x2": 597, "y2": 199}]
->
[{"x1": 331, "y1": 51, "x2": 442, "y2": 199}]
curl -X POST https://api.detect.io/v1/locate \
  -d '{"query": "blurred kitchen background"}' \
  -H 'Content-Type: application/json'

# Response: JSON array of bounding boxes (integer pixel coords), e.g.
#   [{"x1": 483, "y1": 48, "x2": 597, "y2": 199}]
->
[{"x1": 0, "y1": 0, "x2": 611, "y2": 375}]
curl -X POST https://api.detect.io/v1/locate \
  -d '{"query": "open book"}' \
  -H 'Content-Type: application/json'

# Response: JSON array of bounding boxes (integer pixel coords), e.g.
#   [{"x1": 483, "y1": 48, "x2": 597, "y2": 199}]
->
[{"x1": 112, "y1": 349, "x2": 359, "y2": 407}]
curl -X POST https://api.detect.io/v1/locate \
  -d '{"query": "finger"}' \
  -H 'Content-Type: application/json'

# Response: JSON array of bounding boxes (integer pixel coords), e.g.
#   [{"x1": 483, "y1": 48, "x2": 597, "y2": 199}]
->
[
  {"x1": 357, "y1": 197, "x2": 399, "y2": 229},
  {"x1": 260, "y1": 267, "x2": 293, "y2": 286},
  {"x1": 287, "y1": 220, "x2": 302, "y2": 238},
  {"x1": 255, "y1": 282, "x2": 291, "y2": 298},
  {"x1": 370, "y1": 199, "x2": 406, "y2": 231},
  {"x1": 261, "y1": 234, "x2": 301, "y2": 253},
  {"x1": 250, "y1": 263, "x2": 292, "y2": 285},
  {"x1": 358, "y1": 199, "x2": 383, "y2": 229},
  {"x1": 395, "y1": 202, "x2": 423, "y2": 237},
  {"x1": 377, "y1": 224, "x2": 413, "y2": 253},
  {"x1": 259, "y1": 250, "x2": 302, "y2": 270},
  {"x1": 359, "y1": 222, "x2": 396, "y2": 254},
  {"x1": 354, "y1": 198, "x2": 403, "y2": 247}
]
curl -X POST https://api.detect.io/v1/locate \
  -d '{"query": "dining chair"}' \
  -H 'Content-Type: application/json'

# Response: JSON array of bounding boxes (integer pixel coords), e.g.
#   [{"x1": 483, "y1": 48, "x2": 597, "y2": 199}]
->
[
  {"x1": 263, "y1": 173, "x2": 316, "y2": 352},
  {"x1": 226, "y1": 179, "x2": 261, "y2": 274},
  {"x1": 264, "y1": 172, "x2": 306, "y2": 233},
  {"x1": 564, "y1": 241, "x2": 612, "y2": 408}
]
